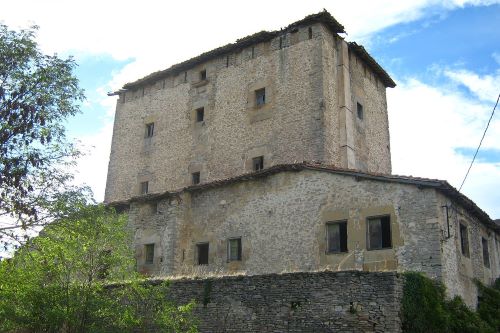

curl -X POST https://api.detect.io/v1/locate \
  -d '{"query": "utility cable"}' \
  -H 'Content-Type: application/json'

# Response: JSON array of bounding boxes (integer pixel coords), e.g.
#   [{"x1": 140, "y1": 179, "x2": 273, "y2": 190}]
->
[{"x1": 458, "y1": 92, "x2": 500, "y2": 192}]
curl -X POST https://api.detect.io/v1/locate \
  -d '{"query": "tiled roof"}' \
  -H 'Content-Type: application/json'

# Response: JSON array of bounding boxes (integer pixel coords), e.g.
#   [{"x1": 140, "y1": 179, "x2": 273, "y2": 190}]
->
[
  {"x1": 111, "y1": 10, "x2": 395, "y2": 92},
  {"x1": 109, "y1": 162, "x2": 496, "y2": 232}
]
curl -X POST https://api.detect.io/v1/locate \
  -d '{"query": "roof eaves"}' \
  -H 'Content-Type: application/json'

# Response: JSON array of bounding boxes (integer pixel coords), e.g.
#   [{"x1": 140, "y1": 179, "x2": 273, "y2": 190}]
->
[
  {"x1": 348, "y1": 42, "x2": 396, "y2": 88},
  {"x1": 115, "y1": 11, "x2": 346, "y2": 92}
]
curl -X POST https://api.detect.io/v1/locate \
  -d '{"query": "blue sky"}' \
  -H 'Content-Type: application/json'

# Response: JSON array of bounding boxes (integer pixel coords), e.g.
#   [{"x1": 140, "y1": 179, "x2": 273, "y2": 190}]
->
[{"x1": 2, "y1": 0, "x2": 500, "y2": 219}]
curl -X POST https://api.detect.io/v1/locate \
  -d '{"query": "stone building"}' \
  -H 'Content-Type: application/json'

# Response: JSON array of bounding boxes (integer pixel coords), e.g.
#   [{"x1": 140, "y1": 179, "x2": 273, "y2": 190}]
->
[{"x1": 106, "y1": 11, "x2": 500, "y2": 307}]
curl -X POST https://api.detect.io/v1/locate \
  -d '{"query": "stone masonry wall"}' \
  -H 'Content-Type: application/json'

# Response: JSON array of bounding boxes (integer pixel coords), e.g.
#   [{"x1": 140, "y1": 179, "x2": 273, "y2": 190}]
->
[
  {"x1": 163, "y1": 271, "x2": 403, "y2": 333},
  {"x1": 132, "y1": 169, "x2": 443, "y2": 280},
  {"x1": 105, "y1": 22, "x2": 393, "y2": 203},
  {"x1": 437, "y1": 192, "x2": 500, "y2": 307}
]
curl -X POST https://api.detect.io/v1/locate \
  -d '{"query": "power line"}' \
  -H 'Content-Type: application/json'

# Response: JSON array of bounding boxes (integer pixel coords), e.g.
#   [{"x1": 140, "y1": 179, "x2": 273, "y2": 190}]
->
[{"x1": 458, "y1": 92, "x2": 500, "y2": 192}]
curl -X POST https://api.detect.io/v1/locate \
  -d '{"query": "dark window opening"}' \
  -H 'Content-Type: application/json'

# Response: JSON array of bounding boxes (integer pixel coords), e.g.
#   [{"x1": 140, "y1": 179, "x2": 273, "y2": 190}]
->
[
  {"x1": 482, "y1": 237, "x2": 490, "y2": 268},
  {"x1": 184, "y1": 71, "x2": 187, "y2": 83},
  {"x1": 252, "y1": 156, "x2": 264, "y2": 171},
  {"x1": 200, "y1": 69, "x2": 207, "y2": 81},
  {"x1": 226, "y1": 55, "x2": 229, "y2": 67},
  {"x1": 145, "y1": 122, "x2": 154, "y2": 138},
  {"x1": 460, "y1": 224, "x2": 470, "y2": 257},
  {"x1": 308, "y1": 27, "x2": 313, "y2": 39},
  {"x1": 279, "y1": 36, "x2": 283, "y2": 49},
  {"x1": 192, "y1": 172, "x2": 200, "y2": 185},
  {"x1": 255, "y1": 88, "x2": 266, "y2": 106},
  {"x1": 327, "y1": 221, "x2": 348, "y2": 253},
  {"x1": 122, "y1": 92, "x2": 126, "y2": 103},
  {"x1": 145, "y1": 244, "x2": 155, "y2": 264},
  {"x1": 367, "y1": 216, "x2": 392, "y2": 250},
  {"x1": 227, "y1": 238, "x2": 242, "y2": 261},
  {"x1": 251, "y1": 46, "x2": 255, "y2": 59},
  {"x1": 197, "y1": 243, "x2": 209, "y2": 265},
  {"x1": 140, "y1": 181, "x2": 149, "y2": 195},
  {"x1": 357, "y1": 102, "x2": 364, "y2": 120},
  {"x1": 196, "y1": 107, "x2": 205, "y2": 122}
]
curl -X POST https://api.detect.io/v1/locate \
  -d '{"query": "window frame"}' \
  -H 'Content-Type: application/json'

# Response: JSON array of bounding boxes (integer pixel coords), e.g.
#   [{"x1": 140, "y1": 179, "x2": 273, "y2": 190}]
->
[
  {"x1": 252, "y1": 156, "x2": 264, "y2": 171},
  {"x1": 326, "y1": 220, "x2": 348, "y2": 254},
  {"x1": 227, "y1": 237, "x2": 242, "y2": 262},
  {"x1": 197, "y1": 242, "x2": 209, "y2": 265},
  {"x1": 200, "y1": 69, "x2": 207, "y2": 81},
  {"x1": 145, "y1": 122, "x2": 154, "y2": 138},
  {"x1": 356, "y1": 102, "x2": 364, "y2": 120},
  {"x1": 459, "y1": 223, "x2": 470, "y2": 258},
  {"x1": 191, "y1": 172, "x2": 201, "y2": 185},
  {"x1": 482, "y1": 237, "x2": 490, "y2": 268},
  {"x1": 196, "y1": 107, "x2": 205, "y2": 122},
  {"x1": 145, "y1": 243, "x2": 155, "y2": 265},
  {"x1": 255, "y1": 88, "x2": 266, "y2": 107},
  {"x1": 366, "y1": 215, "x2": 392, "y2": 250},
  {"x1": 140, "y1": 181, "x2": 149, "y2": 195}
]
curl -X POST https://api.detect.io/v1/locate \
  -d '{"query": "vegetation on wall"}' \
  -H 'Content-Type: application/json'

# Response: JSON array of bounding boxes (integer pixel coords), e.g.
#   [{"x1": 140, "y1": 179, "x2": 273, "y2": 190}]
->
[
  {"x1": 0, "y1": 204, "x2": 198, "y2": 333},
  {"x1": 402, "y1": 272, "x2": 500, "y2": 333}
]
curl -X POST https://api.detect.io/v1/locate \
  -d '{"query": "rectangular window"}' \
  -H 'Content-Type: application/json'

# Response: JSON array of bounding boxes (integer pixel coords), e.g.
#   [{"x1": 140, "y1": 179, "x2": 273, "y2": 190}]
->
[
  {"x1": 192, "y1": 172, "x2": 200, "y2": 185},
  {"x1": 145, "y1": 244, "x2": 155, "y2": 264},
  {"x1": 197, "y1": 243, "x2": 209, "y2": 265},
  {"x1": 482, "y1": 237, "x2": 490, "y2": 268},
  {"x1": 200, "y1": 69, "x2": 207, "y2": 81},
  {"x1": 255, "y1": 88, "x2": 266, "y2": 106},
  {"x1": 252, "y1": 156, "x2": 264, "y2": 171},
  {"x1": 140, "y1": 181, "x2": 149, "y2": 195},
  {"x1": 327, "y1": 221, "x2": 348, "y2": 253},
  {"x1": 460, "y1": 223, "x2": 470, "y2": 257},
  {"x1": 227, "y1": 238, "x2": 242, "y2": 261},
  {"x1": 367, "y1": 216, "x2": 392, "y2": 250},
  {"x1": 145, "y1": 122, "x2": 154, "y2": 138},
  {"x1": 357, "y1": 102, "x2": 364, "y2": 120},
  {"x1": 196, "y1": 107, "x2": 204, "y2": 122}
]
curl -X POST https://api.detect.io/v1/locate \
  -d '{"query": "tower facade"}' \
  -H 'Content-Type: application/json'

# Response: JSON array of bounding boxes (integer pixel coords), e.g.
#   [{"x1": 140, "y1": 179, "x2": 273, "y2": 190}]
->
[{"x1": 105, "y1": 12, "x2": 395, "y2": 203}]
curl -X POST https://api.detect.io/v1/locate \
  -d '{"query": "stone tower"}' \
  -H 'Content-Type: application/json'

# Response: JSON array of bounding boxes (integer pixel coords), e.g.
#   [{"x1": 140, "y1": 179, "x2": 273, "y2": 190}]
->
[{"x1": 105, "y1": 11, "x2": 396, "y2": 203}]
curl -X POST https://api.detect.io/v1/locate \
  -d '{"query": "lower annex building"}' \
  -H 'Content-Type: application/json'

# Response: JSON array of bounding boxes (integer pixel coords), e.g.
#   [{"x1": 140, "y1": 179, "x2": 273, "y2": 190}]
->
[{"x1": 105, "y1": 11, "x2": 500, "y2": 307}]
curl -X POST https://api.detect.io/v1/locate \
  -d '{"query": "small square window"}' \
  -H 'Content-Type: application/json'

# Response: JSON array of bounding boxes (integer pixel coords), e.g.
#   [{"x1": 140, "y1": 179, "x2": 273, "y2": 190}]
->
[
  {"x1": 140, "y1": 181, "x2": 149, "y2": 195},
  {"x1": 460, "y1": 224, "x2": 469, "y2": 257},
  {"x1": 255, "y1": 88, "x2": 266, "y2": 106},
  {"x1": 367, "y1": 216, "x2": 391, "y2": 250},
  {"x1": 145, "y1": 123, "x2": 154, "y2": 138},
  {"x1": 197, "y1": 243, "x2": 209, "y2": 265},
  {"x1": 145, "y1": 243, "x2": 155, "y2": 264},
  {"x1": 192, "y1": 172, "x2": 200, "y2": 185},
  {"x1": 357, "y1": 102, "x2": 364, "y2": 120},
  {"x1": 482, "y1": 237, "x2": 490, "y2": 268},
  {"x1": 327, "y1": 221, "x2": 348, "y2": 253},
  {"x1": 252, "y1": 156, "x2": 264, "y2": 171},
  {"x1": 227, "y1": 238, "x2": 242, "y2": 261},
  {"x1": 196, "y1": 107, "x2": 204, "y2": 122},
  {"x1": 200, "y1": 70, "x2": 207, "y2": 81}
]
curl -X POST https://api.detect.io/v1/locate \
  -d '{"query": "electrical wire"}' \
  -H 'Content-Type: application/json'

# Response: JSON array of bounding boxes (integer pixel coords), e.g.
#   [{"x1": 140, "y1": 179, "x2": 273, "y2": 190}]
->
[{"x1": 458, "y1": 92, "x2": 500, "y2": 192}]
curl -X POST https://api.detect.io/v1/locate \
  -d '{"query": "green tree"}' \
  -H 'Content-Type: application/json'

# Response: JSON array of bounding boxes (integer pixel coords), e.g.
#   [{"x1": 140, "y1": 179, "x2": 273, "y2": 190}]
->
[
  {"x1": 0, "y1": 24, "x2": 85, "y2": 248},
  {"x1": 0, "y1": 204, "x2": 198, "y2": 332}
]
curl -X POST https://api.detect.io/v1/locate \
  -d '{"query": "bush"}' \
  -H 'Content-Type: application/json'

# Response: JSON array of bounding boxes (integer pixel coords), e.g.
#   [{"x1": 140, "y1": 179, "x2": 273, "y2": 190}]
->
[{"x1": 402, "y1": 273, "x2": 498, "y2": 333}]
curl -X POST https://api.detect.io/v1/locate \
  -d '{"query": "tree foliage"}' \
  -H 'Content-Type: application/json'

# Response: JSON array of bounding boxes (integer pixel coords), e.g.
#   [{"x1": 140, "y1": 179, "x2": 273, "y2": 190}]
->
[
  {"x1": 402, "y1": 272, "x2": 497, "y2": 333},
  {"x1": 0, "y1": 24, "x2": 85, "y2": 247},
  {"x1": 0, "y1": 204, "x2": 198, "y2": 332}
]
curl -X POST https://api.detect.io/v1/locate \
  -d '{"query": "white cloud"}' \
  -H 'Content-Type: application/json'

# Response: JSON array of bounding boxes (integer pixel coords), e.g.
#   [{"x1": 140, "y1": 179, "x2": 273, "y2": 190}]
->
[
  {"x1": 71, "y1": 121, "x2": 113, "y2": 202},
  {"x1": 444, "y1": 69, "x2": 500, "y2": 102},
  {"x1": 2, "y1": 0, "x2": 498, "y2": 91},
  {"x1": 388, "y1": 75, "x2": 500, "y2": 218}
]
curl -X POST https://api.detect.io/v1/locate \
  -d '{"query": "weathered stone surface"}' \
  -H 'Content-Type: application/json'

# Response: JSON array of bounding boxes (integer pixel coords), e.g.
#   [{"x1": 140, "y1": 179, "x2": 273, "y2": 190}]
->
[
  {"x1": 105, "y1": 20, "x2": 391, "y2": 203},
  {"x1": 162, "y1": 271, "x2": 403, "y2": 333}
]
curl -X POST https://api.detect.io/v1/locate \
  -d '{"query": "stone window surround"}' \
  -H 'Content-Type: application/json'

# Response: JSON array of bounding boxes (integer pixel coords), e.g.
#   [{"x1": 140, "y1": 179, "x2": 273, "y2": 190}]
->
[
  {"x1": 244, "y1": 146, "x2": 272, "y2": 172},
  {"x1": 246, "y1": 79, "x2": 274, "y2": 123},
  {"x1": 227, "y1": 237, "x2": 242, "y2": 262},
  {"x1": 145, "y1": 243, "x2": 155, "y2": 265}
]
